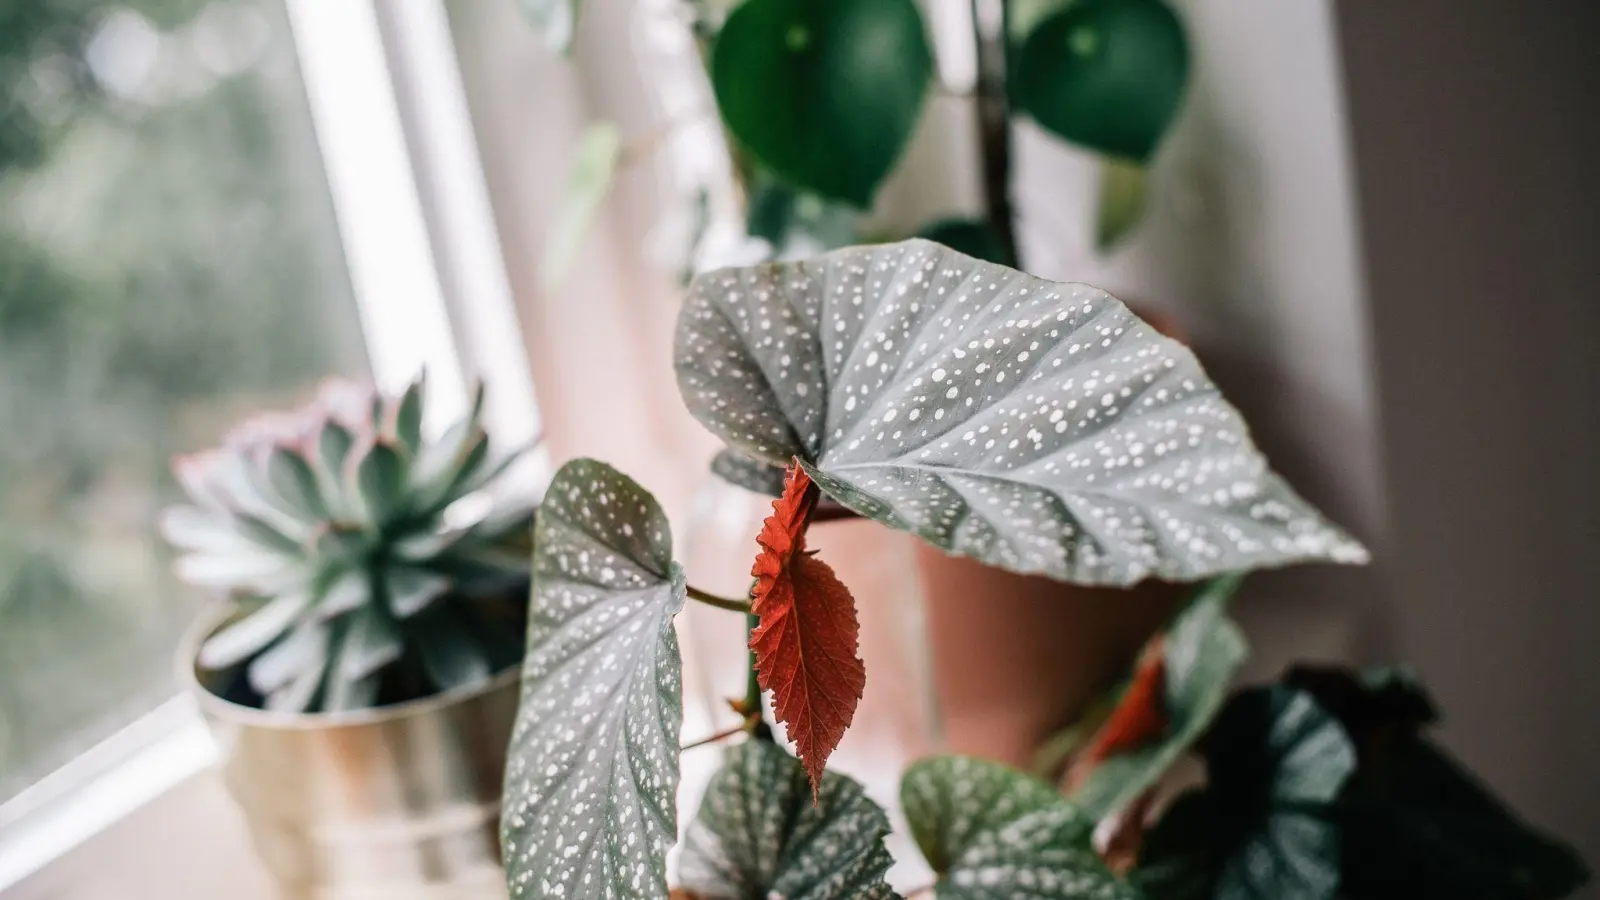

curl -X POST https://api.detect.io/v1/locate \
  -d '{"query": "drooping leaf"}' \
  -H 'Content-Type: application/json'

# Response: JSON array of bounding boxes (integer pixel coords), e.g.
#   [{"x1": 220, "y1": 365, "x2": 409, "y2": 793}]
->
[
  {"x1": 917, "y1": 217, "x2": 1015, "y2": 266},
  {"x1": 677, "y1": 740, "x2": 897, "y2": 900},
  {"x1": 1340, "y1": 739, "x2": 1589, "y2": 900},
  {"x1": 522, "y1": 0, "x2": 578, "y2": 53},
  {"x1": 502, "y1": 459, "x2": 685, "y2": 900},
  {"x1": 711, "y1": 0, "x2": 933, "y2": 207},
  {"x1": 749, "y1": 463, "x2": 865, "y2": 792},
  {"x1": 543, "y1": 123, "x2": 622, "y2": 288},
  {"x1": 1096, "y1": 157, "x2": 1150, "y2": 253},
  {"x1": 1071, "y1": 574, "x2": 1248, "y2": 819},
  {"x1": 1133, "y1": 687, "x2": 1356, "y2": 900},
  {"x1": 902, "y1": 755, "x2": 1139, "y2": 899},
  {"x1": 1013, "y1": 0, "x2": 1190, "y2": 162},
  {"x1": 675, "y1": 238, "x2": 1368, "y2": 587},
  {"x1": 711, "y1": 448, "x2": 789, "y2": 497}
]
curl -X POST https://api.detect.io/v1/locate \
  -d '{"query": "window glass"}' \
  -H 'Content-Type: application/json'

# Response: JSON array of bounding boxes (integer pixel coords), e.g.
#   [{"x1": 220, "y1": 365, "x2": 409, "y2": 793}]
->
[{"x1": 0, "y1": 0, "x2": 366, "y2": 803}]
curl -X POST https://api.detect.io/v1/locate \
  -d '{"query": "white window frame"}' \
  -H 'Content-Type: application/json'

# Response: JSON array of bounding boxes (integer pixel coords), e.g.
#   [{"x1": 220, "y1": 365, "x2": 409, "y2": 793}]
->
[{"x1": 0, "y1": 0, "x2": 540, "y2": 889}]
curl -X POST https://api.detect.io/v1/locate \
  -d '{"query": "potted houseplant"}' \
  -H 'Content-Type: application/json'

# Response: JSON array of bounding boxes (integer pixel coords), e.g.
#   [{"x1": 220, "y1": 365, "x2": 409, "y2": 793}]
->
[
  {"x1": 161, "y1": 376, "x2": 536, "y2": 898},
  {"x1": 532, "y1": 0, "x2": 1205, "y2": 761},
  {"x1": 499, "y1": 240, "x2": 1587, "y2": 899}
]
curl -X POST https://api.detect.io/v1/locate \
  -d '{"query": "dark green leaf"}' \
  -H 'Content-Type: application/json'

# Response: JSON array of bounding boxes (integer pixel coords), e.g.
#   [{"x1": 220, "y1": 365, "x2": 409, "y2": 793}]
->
[
  {"x1": 414, "y1": 607, "x2": 492, "y2": 692},
  {"x1": 675, "y1": 239, "x2": 1368, "y2": 586},
  {"x1": 678, "y1": 740, "x2": 897, "y2": 900},
  {"x1": 1096, "y1": 157, "x2": 1149, "y2": 253},
  {"x1": 1072, "y1": 574, "x2": 1247, "y2": 819},
  {"x1": 917, "y1": 218, "x2": 1014, "y2": 266},
  {"x1": 1133, "y1": 687, "x2": 1356, "y2": 900},
  {"x1": 1014, "y1": 0, "x2": 1189, "y2": 162},
  {"x1": 712, "y1": 0, "x2": 933, "y2": 207},
  {"x1": 266, "y1": 445, "x2": 330, "y2": 520},
  {"x1": 354, "y1": 440, "x2": 409, "y2": 526},
  {"x1": 502, "y1": 459, "x2": 685, "y2": 900},
  {"x1": 1341, "y1": 739, "x2": 1588, "y2": 900},
  {"x1": 902, "y1": 755, "x2": 1138, "y2": 899},
  {"x1": 196, "y1": 590, "x2": 313, "y2": 670},
  {"x1": 394, "y1": 375, "x2": 426, "y2": 454}
]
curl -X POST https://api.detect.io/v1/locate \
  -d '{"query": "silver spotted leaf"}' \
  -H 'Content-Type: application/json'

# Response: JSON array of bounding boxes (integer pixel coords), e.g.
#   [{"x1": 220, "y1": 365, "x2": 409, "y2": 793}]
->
[
  {"x1": 675, "y1": 239, "x2": 1368, "y2": 586},
  {"x1": 710, "y1": 448, "x2": 789, "y2": 498},
  {"x1": 677, "y1": 740, "x2": 898, "y2": 900},
  {"x1": 1072, "y1": 574, "x2": 1249, "y2": 820},
  {"x1": 502, "y1": 459, "x2": 685, "y2": 900},
  {"x1": 902, "y1": 755, "x2": 1139, "y2": 900}
]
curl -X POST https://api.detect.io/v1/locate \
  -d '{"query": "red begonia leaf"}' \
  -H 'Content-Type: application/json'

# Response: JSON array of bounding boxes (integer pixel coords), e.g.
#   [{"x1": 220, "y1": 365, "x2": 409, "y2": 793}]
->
[
  {"x1": 749, "y1": 461, "x2": 866, "y2": 795},
  {"x1": 1068, "y1": 638, "x2": 1170, "y2": 789}
]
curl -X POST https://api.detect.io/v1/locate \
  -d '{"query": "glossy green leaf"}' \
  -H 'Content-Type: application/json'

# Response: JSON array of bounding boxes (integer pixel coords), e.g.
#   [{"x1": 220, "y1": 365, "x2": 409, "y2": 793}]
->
[
  {"x1": 712, "y1": 0, "x2": 933, "y2": 207},
  {"x1": 1071, "y1": 574, "x2": 1247, "y2": 819},
  {"x1": 543, "y1": 122, "x2": 621, "y2": 289},
  {"x1": 902, "y1": 755, "x2": 1138, "y2": 899},
  {"x1": 675, "y1": 239, "x2": 1368, "y2": 586},
  {"x1": 522, "y1": 0, "x2": 578, "y2": 53},
  {"x1": 502, "y1": 459, "x2": 685, "y2": 900},
  {"x1": 678, "y1": 740, "x2": 897, "y2": 900},
  {"x1": 1134, "y1": 687, "x2": 1356, "y2": 900},
  {"x1": 1014, "y1": 0, "x2": 1189, "y2": 162},
  {"x1": 917, "y1": 218, "x2": 1014, "y2": 267},
  {"x1": 1096, "y1": 156, "x2": 1149, "y2": 253}
]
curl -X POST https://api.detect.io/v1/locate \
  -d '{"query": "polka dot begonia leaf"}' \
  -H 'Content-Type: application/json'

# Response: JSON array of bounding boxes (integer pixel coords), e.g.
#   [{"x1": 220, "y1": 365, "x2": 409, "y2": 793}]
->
[
  {"x1": 901, "y1": 755, "x2": 1138, "y2": 900},
  {"x1": 676, "y1": 740, "x2": 898, "y2": 900},
  {"x1": 502, "y1": 459, "x2": 685, "y2": 900},
  {"x1": 675, "y1": 238, "x2": 1369, "y2": 586},
  {"x1": 710, "y1": 448, "x2": 789, "y2": 498}
]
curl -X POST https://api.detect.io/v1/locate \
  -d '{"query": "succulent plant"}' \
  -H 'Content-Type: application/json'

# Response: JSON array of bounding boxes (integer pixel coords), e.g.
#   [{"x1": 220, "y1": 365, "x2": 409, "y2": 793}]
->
[{"x1": 161, "y1": 376, "x2": 535, "y2": 713}]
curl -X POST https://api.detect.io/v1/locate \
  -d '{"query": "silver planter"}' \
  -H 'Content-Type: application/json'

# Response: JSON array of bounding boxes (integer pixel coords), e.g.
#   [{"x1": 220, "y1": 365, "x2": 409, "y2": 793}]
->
[{"x1": 180, "y1": 608, "x2": 518, "y2": 900}]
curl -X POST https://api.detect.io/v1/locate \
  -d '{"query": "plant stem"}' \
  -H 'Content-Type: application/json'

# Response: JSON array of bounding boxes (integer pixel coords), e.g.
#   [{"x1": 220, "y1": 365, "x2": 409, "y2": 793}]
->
[
  {"x1": 745, "y1": 610, "x2": 776, "y2": 743},
  {"x1": 685, "y1": 585, "x2": 751, "y2": 612},
  {"x1": 970, "y1": 0, "x2": 1021, "y2": 268},
  {"x1": 680, "y1": 719, "x2": 755, "y2": 751}
]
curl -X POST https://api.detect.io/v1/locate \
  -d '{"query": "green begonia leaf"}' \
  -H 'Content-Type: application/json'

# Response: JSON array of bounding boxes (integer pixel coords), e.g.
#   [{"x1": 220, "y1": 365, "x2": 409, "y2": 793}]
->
[
  {"x1": 544, "y1": 123, "x2": 621, "y2": 289},
  {"x1": 1134, "y1": 687, "x2": 1355, "y2": 900},
  {"x1": 1014, "y1": 0, "x2": 1189, "y2": 162},
  {"x1": 902, "y1": 755, "x2": 1139, "y2": 899},
  {"x1": 1071, "y1": 574, "x2": 1248, "y2": 819},
  {"x1": 501, "y1": 459, "x2": 684, "y2": 900},
  {"x1": 677, "y1": 740, "x2": 898, "y2": 899},
  {"x1": 711, "y1": 0, "x2": 933, "y2": 207},
  {"x1": 675, "y1": 239, "x2": 1368, "y2": 586},
  {"x1": 522, "y1": 0, "x2": 578, "y2": 53}
]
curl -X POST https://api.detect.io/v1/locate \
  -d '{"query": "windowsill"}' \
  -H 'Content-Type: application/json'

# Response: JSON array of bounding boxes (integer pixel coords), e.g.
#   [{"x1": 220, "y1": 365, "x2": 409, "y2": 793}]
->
[{"x1": 4, "y1": 768, "x2": 276, "y2": 900}]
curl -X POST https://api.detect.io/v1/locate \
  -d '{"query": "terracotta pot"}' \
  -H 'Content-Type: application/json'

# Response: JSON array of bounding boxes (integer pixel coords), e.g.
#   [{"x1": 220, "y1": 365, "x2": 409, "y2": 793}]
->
[{"x1": 915, "y1": 546, "x2": 1186, "y2": 768}]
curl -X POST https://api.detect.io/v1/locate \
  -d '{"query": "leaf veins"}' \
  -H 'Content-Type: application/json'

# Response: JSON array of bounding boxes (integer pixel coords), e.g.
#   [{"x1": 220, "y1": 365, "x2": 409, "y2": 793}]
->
[{"x1": 749, "y1": 461, "x2": 866, "y2": 796}]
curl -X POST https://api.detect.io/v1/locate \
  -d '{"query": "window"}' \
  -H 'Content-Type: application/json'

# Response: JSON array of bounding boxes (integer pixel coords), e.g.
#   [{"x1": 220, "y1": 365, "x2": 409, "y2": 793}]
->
[{"x1": 0, "y1": 0, "x2": 369, "y2": 805}]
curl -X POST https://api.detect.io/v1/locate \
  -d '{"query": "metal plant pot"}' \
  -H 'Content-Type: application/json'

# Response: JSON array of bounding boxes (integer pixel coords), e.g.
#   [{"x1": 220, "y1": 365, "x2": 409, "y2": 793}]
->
[{"x1": 179, "y1": 607, "x2": 518, "y2": 900}]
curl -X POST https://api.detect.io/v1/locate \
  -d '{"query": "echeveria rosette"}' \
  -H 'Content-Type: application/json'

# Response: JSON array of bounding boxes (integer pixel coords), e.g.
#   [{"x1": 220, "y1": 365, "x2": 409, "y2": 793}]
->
[
  {"x1": 677, "y1": 740, "x2": 897, "y2": 899},
  {"x1": 501, "y1": 459, "x2": 684, "y2": 900},
  {"x1": 675, "y1": 239, "x2": 1368, "y2": 586}
]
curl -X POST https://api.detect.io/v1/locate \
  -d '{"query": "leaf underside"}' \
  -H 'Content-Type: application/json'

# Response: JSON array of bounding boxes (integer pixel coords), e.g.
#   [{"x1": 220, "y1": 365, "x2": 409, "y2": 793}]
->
[
  {"x1": 676, "y1": 238, "x2": 1368, "y2": 586},
  {"x1": 677, "y1": 740, "x2": 897, "y2": 900},
  {"x1": 749, "y1": 464, "x2": 865, "y2": 791},
  {"x1": 902, "y1": 755, "x2": 1139, "y2": 900},
  {"x1": 1071, "y1": 574, "x2": 1248, "y2": 820},
  {"x1": 501, "y1": 459, "x2": 684, "y2": 900}
]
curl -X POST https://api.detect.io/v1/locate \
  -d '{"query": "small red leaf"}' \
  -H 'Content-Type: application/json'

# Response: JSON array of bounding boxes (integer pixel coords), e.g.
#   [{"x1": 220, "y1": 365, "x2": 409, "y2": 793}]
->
[
  {"x1": 1068, "y1": 637, "x2": 1169, "y2": 789},
  {"x1": 749, "y1": 461, "x2": 866, "y2": 795}
]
